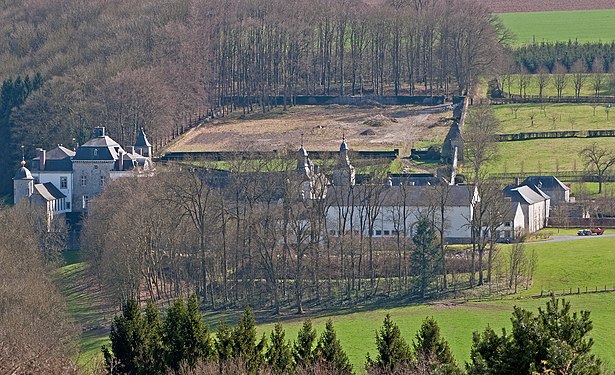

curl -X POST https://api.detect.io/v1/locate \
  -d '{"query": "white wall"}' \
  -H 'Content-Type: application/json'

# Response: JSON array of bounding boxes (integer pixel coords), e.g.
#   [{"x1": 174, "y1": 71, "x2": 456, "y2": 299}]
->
[{"x1": 33, "y1": 171, "x2": 73, "y2": 213}]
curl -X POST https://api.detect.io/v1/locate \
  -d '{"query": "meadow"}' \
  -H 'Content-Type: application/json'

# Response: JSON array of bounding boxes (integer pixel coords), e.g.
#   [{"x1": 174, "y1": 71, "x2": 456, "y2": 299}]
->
[
  {"x1": 62, "y1": 235, "x2": 615, "y2": 372},
  {"x1": 501, "y1": 74, "x2": 615, "y2": 98},
  {"x1": 498, "y1": 9, "x2": 615, "y2": 45},
  {"x1": 255, "y1": 237, "x2": 615, "y2": 371}
]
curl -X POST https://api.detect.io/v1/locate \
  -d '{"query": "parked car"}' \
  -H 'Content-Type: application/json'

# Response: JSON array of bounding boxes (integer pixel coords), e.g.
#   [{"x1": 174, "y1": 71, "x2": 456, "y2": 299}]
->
[
  {"x1": 578, "y1": 229, "x2": 592, "y2": 236},
  {"x1": 592, "y1": 227, "x2": 605, "y2": 235}
]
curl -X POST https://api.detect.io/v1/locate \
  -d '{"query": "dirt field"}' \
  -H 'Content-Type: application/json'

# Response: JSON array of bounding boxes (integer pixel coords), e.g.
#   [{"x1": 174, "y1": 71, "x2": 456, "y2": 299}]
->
[
  {"x1": 365, "y1": 0, "x2": 615, "y2": 13},
  {"x1": 166, "y1": 105, "x2": 452, "y2": 154}
]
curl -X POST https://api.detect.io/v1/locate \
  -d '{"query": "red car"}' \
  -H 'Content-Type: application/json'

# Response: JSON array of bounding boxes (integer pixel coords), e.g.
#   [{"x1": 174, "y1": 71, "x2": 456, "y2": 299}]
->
[{"x1": 592, "y1": 227, "x2": 605, "y2": 235}]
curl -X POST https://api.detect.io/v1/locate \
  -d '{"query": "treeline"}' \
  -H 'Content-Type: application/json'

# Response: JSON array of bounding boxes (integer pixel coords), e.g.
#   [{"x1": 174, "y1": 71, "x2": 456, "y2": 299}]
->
[
  {"x1": 102, "y1": 296, "x2": 604, "y2": 375},
  {"x1": 82, "y1": 159, "x2": 535, "y2": 312},
  {"x1": 512, "y1": 41, "x2": 615, "y2": 74},
  {"x1": 0, "y1": 203, "x2": 78, "y2": 374},
  {"x1": 207, "y1": 0, "x2": 502, "y2": 114}
]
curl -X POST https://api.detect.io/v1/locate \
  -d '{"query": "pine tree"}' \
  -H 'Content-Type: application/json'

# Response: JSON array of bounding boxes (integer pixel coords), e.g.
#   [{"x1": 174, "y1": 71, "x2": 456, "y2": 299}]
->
[
  {"x1": 413, "y1": 317, "x2": 459, "y2": 373},
  {"x1": 232, "y1": 306, "x2": 266, "y2": 374},
  {"x1": 366, "y1": 314, "x2": 412, "y2": 371},
  {"x1": 411, "y1": 217, "x2": 441, "y2": 298},
  {"x1": 163, "y1": 295, "x2": 214, "y2": 371},
  {"x1": 143, "y1": 301, "x2": 166, "y2": 374},
  {"x1": 314, "y1": 319, "x2": 352, "y2": 375},
  {"x1": 265, "y1": 323, "x2": 294, "y2": 374},
  {"x1": 293, "y1": 319, "x2": 317, "y2": 368},
  {"x1": 103, "y1": 299, "x2": 151, "y2": 375}
]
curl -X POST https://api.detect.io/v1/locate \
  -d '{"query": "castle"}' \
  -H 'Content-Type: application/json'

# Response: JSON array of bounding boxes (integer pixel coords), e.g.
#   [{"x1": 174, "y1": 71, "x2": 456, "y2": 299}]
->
[{"x1": 13, "y1": 127, "x2": 153, "y2": 221}]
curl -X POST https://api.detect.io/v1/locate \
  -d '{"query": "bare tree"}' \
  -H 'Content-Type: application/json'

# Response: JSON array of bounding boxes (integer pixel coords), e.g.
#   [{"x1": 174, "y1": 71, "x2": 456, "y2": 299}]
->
[
  {"x1": 571, "y1": 60, "x2": 587, "y2": 99},
  {"x1": 579, "y1": 142, "x2": 615, "y2": 194},
  {"x1": 552, "y1": 63, "x2": 568, "y2": 99},
  {"x1": 536, "y1": 65, "x2": 550, "y2": 99},
  {"x1": 464, "y1": 104, "x2": 500, "y2": 182}
]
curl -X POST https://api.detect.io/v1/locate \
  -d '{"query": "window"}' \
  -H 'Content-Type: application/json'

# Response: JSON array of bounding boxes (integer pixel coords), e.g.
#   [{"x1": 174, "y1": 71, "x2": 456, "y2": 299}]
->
[
  {"x1": 375, "y1": 230, "x2": 382, "y2": 236},
  {"x1": 82, "y1": 195, "x2": 90, "y2": 209},
  {"x1": 93, "y1": 149, "x2": 98, "y2": 157},
  {"x1": 81, "y1": 175, "x2": 87, "y2": 186},
  {"x1": 94, "y1": 164, "x2": 98, "y2": 169},
  {"x1": 504, "y1": 221, "x2": 511, "y2": 227},
  {"x1": 329, "y1": 230, "x2": 337, "y2": 236},
  {"x1": 66, "y1": 202, "x2": 70, "y2": 210},
  {"x1": 60, "y1": 176, "x2": 67, "y2": 189},
  {"x1": 100, "y1": 176, "x2": 105, "y2": 187},
  {"x1": 384, "y1": 230, "x2": 390, "y2": 236}
]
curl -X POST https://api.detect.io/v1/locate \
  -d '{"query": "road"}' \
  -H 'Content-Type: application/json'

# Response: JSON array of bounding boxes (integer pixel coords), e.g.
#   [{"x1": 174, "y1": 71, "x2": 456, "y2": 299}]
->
[{"x1": 526, "y1": 233, "x2": 615, "y2": 244}]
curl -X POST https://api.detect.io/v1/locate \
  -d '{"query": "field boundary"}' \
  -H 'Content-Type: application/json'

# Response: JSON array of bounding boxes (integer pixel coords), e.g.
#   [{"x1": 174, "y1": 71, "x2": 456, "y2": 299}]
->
[{"x1": 496, "y1": 129, "x2": 615, "y2": 141}]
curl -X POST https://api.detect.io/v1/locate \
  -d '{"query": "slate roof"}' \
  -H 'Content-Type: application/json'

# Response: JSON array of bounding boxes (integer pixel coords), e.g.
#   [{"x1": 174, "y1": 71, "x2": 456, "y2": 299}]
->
[
  {"x1": 326, "y1": 184, "x2": 475, "y2": 207},
  {"x1": 134, "y1": 128, "x2": 152, "y2": 147},
  {"x1": 14, "y1": 165, "x2": 33, "y2": 179},
  {"x1": 503, "y1": 185, "x2": 546, "y2": 205},
  {"x1": 73, "y1": 135, "x2": 123, "y2": 161},
  {"x1": 33, "y1": 182, "x2": 66, "y2": 201},
  {"x1": 522, "y1": 176, "x2": 569, "y2": 191},
  {"x1": 33, "y1": 146, "x2": 75, "y2": 171}
]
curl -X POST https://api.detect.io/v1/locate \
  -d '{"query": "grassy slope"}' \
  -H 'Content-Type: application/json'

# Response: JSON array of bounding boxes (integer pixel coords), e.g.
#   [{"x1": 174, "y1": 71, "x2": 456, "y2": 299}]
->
[
  {"x1": 258, "y1": 238, "x2": 615, "y2": 371},
  {"x1": 483, "y1": 104, "x2": 615, "y2": 175},
  {"x1": 499, "y1": 9, "x2": 615, "y2": 45}
]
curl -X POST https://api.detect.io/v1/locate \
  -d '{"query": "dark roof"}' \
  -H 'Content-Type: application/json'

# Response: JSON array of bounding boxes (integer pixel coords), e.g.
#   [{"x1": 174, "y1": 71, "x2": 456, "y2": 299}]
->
[
  {"x1": 134, "y1": 129, "x2": 152, "y2": 147},
  {"x1": 522, "y1": 176, "x2": 569, "y2": 191},
  {"x1": 33, "y1": 146, "x2": 75, "y2": 171},
  {"x1": 14, "y1": 165, "x2": 33, "y2": 180},
  {"x1": 42, "y1": 182, "x2": 66, "y2": 199},
  {"x1": 326, "y1": 184, "x2": 475, "y2": 207},
  {"x1": 33, "y1": 182, "x2": 65, "y2": 201},
  {"x1": 503, "y1": 185, "x2": 546, "y2": 205}
]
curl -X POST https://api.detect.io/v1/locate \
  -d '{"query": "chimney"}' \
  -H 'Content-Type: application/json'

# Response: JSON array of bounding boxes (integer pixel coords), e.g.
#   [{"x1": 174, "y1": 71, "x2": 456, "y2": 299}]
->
[
  {"x1": 94, "y1": 127, "x2": 106, "y2": 137},
  {"x1": 118, "y1": 151, "x2": 124, "y2": 171},
  {"x1": 126, "y1": 146, "x2": 135, "y2": 154},
  {"x1": 514, "y1": 177, "x2": 520, "y2": 186},
  {"x1": 38, "y1": 148, "x2": 46, "y2": 171}
]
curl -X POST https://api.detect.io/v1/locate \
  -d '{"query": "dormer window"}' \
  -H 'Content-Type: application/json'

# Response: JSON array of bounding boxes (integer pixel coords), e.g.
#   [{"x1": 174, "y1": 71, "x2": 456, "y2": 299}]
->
[{"x1": 93, "y1": 149, "x2": 98, "y2": 157}]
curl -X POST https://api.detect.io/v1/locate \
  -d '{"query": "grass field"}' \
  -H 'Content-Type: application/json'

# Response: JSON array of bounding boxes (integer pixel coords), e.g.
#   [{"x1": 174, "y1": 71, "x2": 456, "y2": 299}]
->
[
  {"x1": 498, "y1": 9, "x2": 615, "y2": 45},
  {"x1": 64, "y1": 236, "x2": 615, "y2": 372},
  {"x1": 257, "y1": 237, "x2": 615, "y2": 371},
  {"x1": 501, "y1": 74, "x2": 615, "y2": 98},
  {"x1": 494, "y1": 103, "x2": 615, "y2": 133}
]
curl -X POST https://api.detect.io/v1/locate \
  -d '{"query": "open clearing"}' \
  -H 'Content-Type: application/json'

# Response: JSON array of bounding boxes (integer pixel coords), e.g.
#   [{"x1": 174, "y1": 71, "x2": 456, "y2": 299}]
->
[
  {"x1": 257, "y1": 237, "x2": 615, "y2": 371},
  {"x1": 499, "y1": 9, "x2": 615, "y2": 45},
  {"x1": 69, "y1": 235, "x2": 615, "y2": 371},
  {"x1": 166, "y1": 105, "x2": 452, "y2": 153}
]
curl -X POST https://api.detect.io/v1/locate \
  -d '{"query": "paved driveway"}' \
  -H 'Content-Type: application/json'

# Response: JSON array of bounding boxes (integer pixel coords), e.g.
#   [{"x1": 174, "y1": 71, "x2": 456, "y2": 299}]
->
[{"x1": 526, "y1": 233, "x2": 615, "y2": 244}]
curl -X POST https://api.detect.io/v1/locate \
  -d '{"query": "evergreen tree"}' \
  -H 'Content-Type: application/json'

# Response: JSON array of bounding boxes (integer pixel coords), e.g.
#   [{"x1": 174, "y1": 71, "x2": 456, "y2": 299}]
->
[
  {"x1": 314, "y1": 319, "x2": 352, "y2": 375},
  {"x1": 231, "y1": 306, "x2": 266, "y2": 374},
  {"x1": 467, "y1": 297, "x2": 602, "y2": 375},
  {"x1": 366, "y1": 314, "x2": 412, "y2": 372},
  {"x1": 215, "y1": 320, "x2": 234, "y2": 362},
  {"x1": 413, "y1": 317, "x2": 459, "y2": 373},
  {"x1": 103, "y1": 299, "x2": 156, "y2": 375},
  {"x1": 143, "y1": 301, "x2": 166, "y2": 374},
  {"x1": 411, "y1": 217, "x2": 441, "y2": 298},
  {"x1": 265, "y1": 323, "x2": 294, "y2": 374},
  {"x1": 293, "y1": 319, "x2": 317, "y2": 368},
  {"x1": 163, "y1": 295, "x2": 215, "y2": 372}
]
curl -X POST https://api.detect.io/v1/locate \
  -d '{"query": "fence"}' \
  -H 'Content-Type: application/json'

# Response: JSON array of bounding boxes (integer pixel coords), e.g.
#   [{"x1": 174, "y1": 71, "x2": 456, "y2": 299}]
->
[
  {"x1": 221, "y1": 95, "x2": 446, "y2": 107},
  {"x1": 536, "y1": 285, "x2": 615, "y2": 299},
  {"x1": 159, "y1": 149, "x2": 399, "y2": 162},
  {"x1": 495, "y1": 129, "x2": 615, "y2": 142},
  {"x1": 488, "y1": 95, "x2": 615, "y2": 104}
]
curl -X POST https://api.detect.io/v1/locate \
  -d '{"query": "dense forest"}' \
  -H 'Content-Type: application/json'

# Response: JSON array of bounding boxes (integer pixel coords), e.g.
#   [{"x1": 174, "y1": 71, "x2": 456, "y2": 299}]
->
[{"x1": 0, "y1": 0, "x2": 504, "y2": 195}]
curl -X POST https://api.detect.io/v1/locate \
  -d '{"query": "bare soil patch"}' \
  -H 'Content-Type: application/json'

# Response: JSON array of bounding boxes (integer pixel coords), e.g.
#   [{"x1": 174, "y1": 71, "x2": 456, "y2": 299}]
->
[{"x1": 167, "y1": 105, "x2": 452, "y2": 153}]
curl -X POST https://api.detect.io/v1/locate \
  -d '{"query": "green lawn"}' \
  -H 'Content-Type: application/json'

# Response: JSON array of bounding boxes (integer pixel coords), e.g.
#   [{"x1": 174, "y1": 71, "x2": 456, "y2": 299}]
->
[
  {"x1": 501, "y1": 74, "x2": 613, "y2": 98},
  {"x1": 498, "y1": 9, "x2": 615, "y2": 45},
  {"x1": 256, "y1": 237, "x2": 615, "y2": 371},
  {"x1": 494, "y1": 104, "x2": 615, "y2": 134},
  {"x1": 486, "y1": 137, "x2": 614, "y2": 174}
]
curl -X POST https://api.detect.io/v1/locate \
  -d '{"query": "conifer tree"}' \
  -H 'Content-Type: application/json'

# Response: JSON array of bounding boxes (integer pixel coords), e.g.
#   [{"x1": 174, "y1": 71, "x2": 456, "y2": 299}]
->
[
  {"x1": 411, "y1": 217, "x2": 441, "y2": 298},
  {"x1": 232, "y1": 306, "x2": 266, "y2": 374},
  {"x1": 215, "y1": 320, "x2": 234, "y2": 362},
  {"x1": 163, "y1": 295, "x2": 214, "y2": 372},
  {"x1": 314, "y1": 319, "x2": 352, "y2": 375},
  {"x1": 293, "y1": 319, "x2": 317, "y2": 368},
  {"x1": 413, "y1": 317, "x2": 459, "y2": 373},
  {"x1": 265, "y1": 323, "x2": 294, "y2": 374},
  {"x1": 143, "y1": 301, "x2": 166, "y2": 374},
  {"x1": 103, "y1": 299, "x2": 151, "y2": 375},
  {"x1": 366, "y1": 314, "x2": 412, "y2": 371}
]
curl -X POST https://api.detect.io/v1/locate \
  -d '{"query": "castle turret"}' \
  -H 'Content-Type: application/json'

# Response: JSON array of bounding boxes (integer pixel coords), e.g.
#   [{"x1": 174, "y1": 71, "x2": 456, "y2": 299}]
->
[
  {"x1": 134, "y1": 128, "x2": 152, "y2": 157},
  {"x1": 297, "y1": 142, "x2": 312, "y2": 179},
  {"x1": 13, "y1": 159, "x2": 34, "y2": 205},
  {"x1": 332, "y1": 135, "x2": 355, "y2": 186}
]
